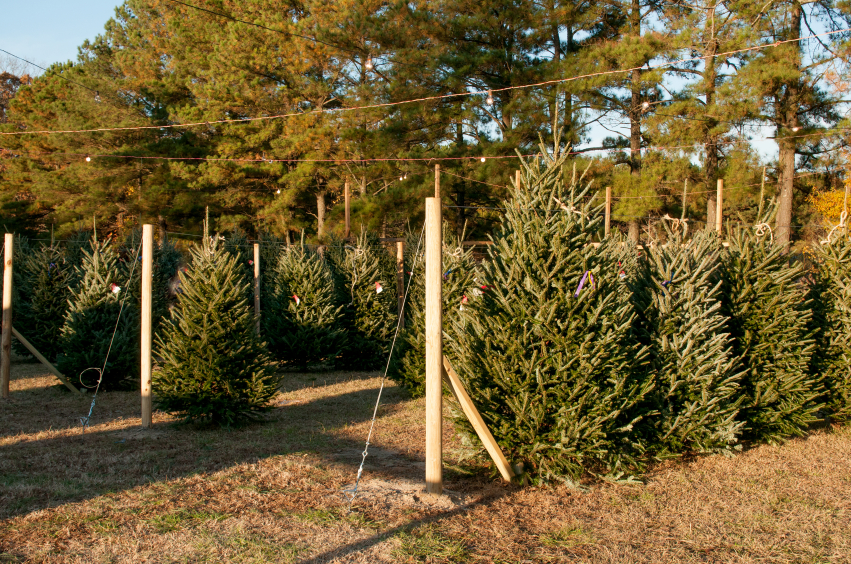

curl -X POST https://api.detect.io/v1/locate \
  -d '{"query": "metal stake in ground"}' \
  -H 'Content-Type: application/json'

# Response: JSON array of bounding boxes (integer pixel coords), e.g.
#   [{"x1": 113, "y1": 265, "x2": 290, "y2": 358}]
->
[
  {"x1": 425, "y1": 197, "x2": 443, "y2": 495},
  {"x1": 1, "y1": 233, "x2": 12, "y2": 398},
  {"x1": 141, "y1": 225, "x2": 154, "y2": 427}
]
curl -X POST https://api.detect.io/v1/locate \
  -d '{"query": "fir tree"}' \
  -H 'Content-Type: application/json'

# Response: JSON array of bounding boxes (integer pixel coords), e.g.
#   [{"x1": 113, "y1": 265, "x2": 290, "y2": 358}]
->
[
  {"x1": 810, "y1": 230, "x2": 851, "y2": 421},
  {"x1": 326, "y1": 230, "x2": 398, "y2": 369},
  {"x1": 153, "y1": 238, "x2": 279, "y2": 425},
  {"x1": 634, "y1": 230, "x2": 744, "y2": 455},
  {"x1": 448, "y1": 147, "x2": 653, "y2": 482},
  {"x1": 719, "y1": 206, "x2": 822, "y2": 442},
  {"x1": 264, "y1": 241, "x2": 344, "y2": 368},
  {"x1": 58, "y1": 237, "x2": 140, "y2": 390},
  {"x1": 393, "y1": 226, "x2": 477, "y2": 397}
]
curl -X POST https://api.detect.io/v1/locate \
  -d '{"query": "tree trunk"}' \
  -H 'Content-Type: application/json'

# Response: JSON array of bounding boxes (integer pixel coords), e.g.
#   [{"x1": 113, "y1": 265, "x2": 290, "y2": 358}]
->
[
  {"x1": 776, "y1": 141, "x2": 795, "y2": 245},
  {"x1": 360, "y1": 175, "x2": 367, "y2": 197},
  {"x1": 455, "y1": 121, "x2": 465, "y2": 241},
  {"x1": 627, "y1": 0, "x2": 642, "y2": 243},
  {"x1": 158, "y1": 214, "x2": 167, "y2": 243},
  {"x1": 628, "y1": 221, "x2": 639, "y2": 242},
  {"x1": 316, "y1": 192, "x2": 326, "y2": 237}
]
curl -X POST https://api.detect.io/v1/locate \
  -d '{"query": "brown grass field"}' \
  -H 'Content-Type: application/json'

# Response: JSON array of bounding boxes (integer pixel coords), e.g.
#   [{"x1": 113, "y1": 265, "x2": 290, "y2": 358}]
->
[{"x1": 1, "y1": 356, "x2": 850, "y2": 563}]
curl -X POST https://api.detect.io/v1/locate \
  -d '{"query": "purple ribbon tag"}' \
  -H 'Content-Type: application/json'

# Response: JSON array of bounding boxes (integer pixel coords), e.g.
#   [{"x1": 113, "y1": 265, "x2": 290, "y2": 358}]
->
[{"x1": 574, "y1": 271, "x2": 595, "y2": 297}]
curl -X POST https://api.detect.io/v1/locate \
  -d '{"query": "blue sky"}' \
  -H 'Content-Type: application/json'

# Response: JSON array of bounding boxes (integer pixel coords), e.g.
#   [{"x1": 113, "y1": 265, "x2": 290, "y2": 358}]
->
[{"x1": 1, "y1": 0, "x2": 120, "y2": 68}]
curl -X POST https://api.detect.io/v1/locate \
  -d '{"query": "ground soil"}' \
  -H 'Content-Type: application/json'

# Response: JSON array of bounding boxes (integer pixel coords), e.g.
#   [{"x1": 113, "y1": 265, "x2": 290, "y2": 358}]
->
[{"x1": 1, "y1": 357, "x2": 850, "y2": 563}]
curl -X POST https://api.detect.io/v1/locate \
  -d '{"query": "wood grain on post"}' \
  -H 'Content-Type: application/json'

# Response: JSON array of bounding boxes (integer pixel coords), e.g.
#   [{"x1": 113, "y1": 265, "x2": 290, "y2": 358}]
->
[
  {"x1": 434, "y1": 164, "x2": 441, "y2": 199},
  {"x1": 396, "y1": 241, "x2": 405, "y2": 328},
  {"x1": 716, "y1": 179, "x2": 724, "y2": 235},
  {"x1": 424, "y1": 197, "x2": 443, "y2": 495},
  {"x1": 141, "y1": 225, "x2": 153, "y2": 427},
  {"x1": 253, "y1": 243, "x2": 261, "y2": 335},
  {"x1": 605, "y1": 186, "x2": 612, "y2": 238},
  {"x1": 1, "y1": 233, "x2": 11, "y2": 398},
  {"x1": 344, "y1": 180, "x2": 351, "y2": 239}
]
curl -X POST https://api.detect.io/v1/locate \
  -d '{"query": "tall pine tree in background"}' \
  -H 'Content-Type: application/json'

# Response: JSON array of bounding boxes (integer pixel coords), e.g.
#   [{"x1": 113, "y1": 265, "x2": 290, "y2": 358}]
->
[
  {"x1": 635, "y1": 230, "x2": 744, "y2": 455},
  {"x1": 58, "y1": 236, "x2": 140, "y2": 390},
  {"x1": 326, "y1": 230, "x2": 398, "y2": 369},
  {"x1": 264, "y1": 241, "x2": 344, "y2": 368},
  {"x1": 393, "y1": 226, "x2": 477, "y2": 397},
  {"x1": 153, "y1": 238, "x2": 279, "y2": 425},
  {"x1": 448, "y1": 145, "x2": 653, "y2": 482},
  {"x1": 719, "y1": 203, "x2": 822, "y2": 442}
]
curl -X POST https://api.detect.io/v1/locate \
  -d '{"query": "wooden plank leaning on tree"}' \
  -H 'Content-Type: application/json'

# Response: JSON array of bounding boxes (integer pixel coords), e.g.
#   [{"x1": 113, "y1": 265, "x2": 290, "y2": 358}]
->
[
  {"x1": 11, "y1": 328, "x2": 82, "y2": 395},
  {"x1": 441, "y1": 357, "x2": 515, "y2": 483}
]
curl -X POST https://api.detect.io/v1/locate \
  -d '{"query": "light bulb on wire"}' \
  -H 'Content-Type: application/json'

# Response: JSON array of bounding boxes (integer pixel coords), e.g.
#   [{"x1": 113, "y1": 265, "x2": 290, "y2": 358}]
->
[
  {"x1": 641, "y1": 101, "x2": 650, "y2": 111},
  {"x1": 486, "y1": 90, "x2": 494, "y2": 106},
  {"x1": 791, "y1": 126, "x2": 801, "y2": 132},
  {"x1": 365, "y1": 55, "x2": 374, "y2": 71},
  {"x1": 276, "y1": 189, "x2": 281, "y2": 194},
  {"x1": 94, "y1": 91, "x2": 101, "y2": 103},
  {"x1": 480, "y1": 157, "x2": 486, "y2": 163},
  {"x1": 85, "y1": 157, "x2": 91, "y2": 162}
]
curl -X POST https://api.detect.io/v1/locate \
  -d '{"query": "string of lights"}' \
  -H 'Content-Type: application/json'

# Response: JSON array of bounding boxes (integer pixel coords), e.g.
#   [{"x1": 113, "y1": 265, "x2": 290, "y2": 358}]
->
[{"x1": 1, "y1": 27, "x2": 846, "y2": 137}]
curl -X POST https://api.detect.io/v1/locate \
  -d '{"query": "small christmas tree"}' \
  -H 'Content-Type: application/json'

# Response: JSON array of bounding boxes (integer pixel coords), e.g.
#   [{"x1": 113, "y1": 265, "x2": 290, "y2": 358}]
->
[
  {"x1": 326, "y1": 230, "x2": 398, "y2": 369},
  {"x1": 448, "y1": 145, "x2": 653, "y2": 482},
  {"x1": 719, "y1": 203, "x2": 821, "y2": 442},
  {"x1": 264, "y1": 240, "x2": 344, "y2": 367},
  {"x1": 153, "y1": 237, "x2": 279, "y2": 425},
  {"x1": 810, "y1": 229, "x2": 851, "y2": 421},
  {"x1": 393, "y1": 226, "x2": 477, "y2": 397},
  {"x1": 634, "y1": 230, "x2": 744, "y2": 455},
  {"x1": 12, "y1": 243, "x2": 73, "y2": 362},
  {"x1": 58, "y1": 237, "x2": 140, "y2": 390}
]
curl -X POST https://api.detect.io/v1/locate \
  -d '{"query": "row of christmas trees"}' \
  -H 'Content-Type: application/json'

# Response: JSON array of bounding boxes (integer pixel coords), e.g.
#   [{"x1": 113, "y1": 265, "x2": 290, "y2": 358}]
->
[{"x1": 394, "y1": 146, "x2": 851, "y2": 484}]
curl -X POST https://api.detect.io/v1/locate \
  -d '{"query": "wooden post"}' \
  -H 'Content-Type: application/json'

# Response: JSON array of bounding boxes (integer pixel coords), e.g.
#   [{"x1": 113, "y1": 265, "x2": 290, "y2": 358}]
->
[
  {"x1": 253, "y1": 243, "x2": 261, "y2": 335},
  {"x1": 141, "y1": 225, "x2": 153, "y2": 427},
  {"x1": 434, "y1": 164, "x2": 441, "y2": 199},
  {"x1": 716, "y1": 178, "x2": 724, "y2": 235},
  {"x1": 605, "y1": 186, "x2": 612, "y2": 238},
  {"x1": 425, "y1": 197, "x2": 443, "y2": 495},
  {"x1": 11, "y1": 328, "x2": 80, "y2": 394},
  {"x1": 1, "y1": 233, "x2": 12, "y2": 399},
  {"x1": 396, "y1": 241, "x2": 405, "y2": 328},
  {"x1": 344, "y1": 180, "x2": 351, "y2": 239},
  {"x1": 515, "y1": 169, "x2": 521, "y2": 190}
]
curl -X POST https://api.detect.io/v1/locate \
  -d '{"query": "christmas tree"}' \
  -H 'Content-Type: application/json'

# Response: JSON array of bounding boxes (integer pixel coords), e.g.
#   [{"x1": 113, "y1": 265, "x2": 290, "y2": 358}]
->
[
  {"x1": 719, "y1": 204, "x2": 821, "y2": 442},
  {"x1": 153, "y1": 237, "x2": 279, "y2": 425},
  {"x1": 809, "y1": 229, "x2": 851, "y2": 421},
  {"x1": 634, "y1": 230, "x2": 744, "y2": 455},
  {"x1": 393, "y1": 226, "x2": 477, "y2": 397},
  {"x1": 58, "y1": 237, "x2": 140, "y2": 390},
  {"x1": 264, "y1": 240, "x2": 344, "y2": 367},
  {"x1": 12, "y1": 243, "x2": 74, "y2": 362},
  {"x1": 326, "y1": 230, "x2": 398, "y2": 369},
  {"x1": 447, "y1": 145, "x2": 653, "y2": 482}
]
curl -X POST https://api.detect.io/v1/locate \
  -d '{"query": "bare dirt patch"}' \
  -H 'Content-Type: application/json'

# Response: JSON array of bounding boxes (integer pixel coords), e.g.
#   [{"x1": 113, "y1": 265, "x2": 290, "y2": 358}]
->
[{"x1": 1, "y1": 359, "x2": 849, "y2": 563}]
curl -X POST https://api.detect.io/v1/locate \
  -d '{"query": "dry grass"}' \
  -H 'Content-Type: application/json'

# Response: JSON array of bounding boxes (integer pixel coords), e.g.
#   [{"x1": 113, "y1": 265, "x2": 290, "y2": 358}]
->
[{"x1": 1, "y1": 357, "x2": 850, "y2": 563}]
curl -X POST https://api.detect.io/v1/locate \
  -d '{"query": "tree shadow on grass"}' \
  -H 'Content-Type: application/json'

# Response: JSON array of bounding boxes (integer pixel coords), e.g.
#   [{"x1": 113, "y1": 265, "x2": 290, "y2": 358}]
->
[{"x1": 0, "y1": 365, "x2": 445, "y2": 521}]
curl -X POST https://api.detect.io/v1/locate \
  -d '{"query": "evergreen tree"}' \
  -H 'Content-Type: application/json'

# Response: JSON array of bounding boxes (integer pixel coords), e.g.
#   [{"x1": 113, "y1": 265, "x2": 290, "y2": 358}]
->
[
  {"x1": 153, "y1": 238, "x2": 279, "y2": 425},
  {"x1": 810, "y1": 230, "x2": 851, "y2": 421},
  {"x1": 634, "y1": 230, "x2": 744, "y2": 455},
  {"x1": 393, "y1": 226, "x2": 477, "y2": 397},
  {"x1": 264, "y1": 241, "x2": 344, "y2": 367},
  {"x1": 57, "y1": 237, "x2": 140, "y2": 390},
  {"x1": 12, "y1": 243, "x2": 73, "y2": 362},
  {"x1": 448, "y1": 147, "x2": 653, "y2": 482},
  {"x1": 719, "y1": 206, "x2": 822, "y2": 442},
  {"x1": 326, "y1": 230, "x2": 398, "y2": 369}
]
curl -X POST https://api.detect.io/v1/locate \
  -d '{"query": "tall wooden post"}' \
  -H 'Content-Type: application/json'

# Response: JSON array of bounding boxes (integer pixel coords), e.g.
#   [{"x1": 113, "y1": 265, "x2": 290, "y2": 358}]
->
[
  {"x1": 434, "y1": 164, "x2": 441, "y2": 199},
  {"x1": 1, "y1": 233, "x2": 12, "y2": 399},
  {"x1": 605, "y1": 186, "x2": 612, "y2": 238},
  {"x1": 396, "y1": 241, "x2": 405, "y2": 328},
  {"x1": 716, "y1": 179, "x2": 724, "y2": 235},
  {"x1": 425, "y1": 197, "x2": 443, "y2": 495},
  {"x1": 344, "y1": 180, "x2": 351, "y2": 239},
  {"x1": 140, "y1": 225, "x2": 153, "y2": 426},
  {"x1": 253, "y1": 243, "x2": 261, "y2": 335},
  {"x1": 515, "y1": 169, "x2": 521, "y2": 190}
]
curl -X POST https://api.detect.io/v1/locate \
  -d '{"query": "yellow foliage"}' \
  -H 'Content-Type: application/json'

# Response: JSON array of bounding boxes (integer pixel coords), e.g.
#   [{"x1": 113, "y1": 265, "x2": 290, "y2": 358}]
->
[{"x1": 807, "y1": 188, "x2": 847, "y2": 228}]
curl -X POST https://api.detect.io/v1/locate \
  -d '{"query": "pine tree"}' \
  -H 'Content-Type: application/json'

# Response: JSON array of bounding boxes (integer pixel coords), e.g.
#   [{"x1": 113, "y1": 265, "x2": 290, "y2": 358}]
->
[
  {"x1": 153, "y1": 238, "x2": 279, "y2": 425},
  {"x1": 326, "y1": 230, "x2": 398, "y2": 369},
  {"x1": 719, "y1": 206, "x2": 822, "y2": 442},
  {"x1": 448, "y1": 146, "x2": 653, "y2": 482},
  {"x1": 264, "y1": 241, "x2": 344, "y2": 367},
  {"x1": 810, "y1": 230, "x2": 851, "y2": 421},
  {"x1": 12, "y1": 243, "x2": 73, "y2": 362},
  {"x1": 393, "y1": 226, "x2": 477, "y2": 397},
  {"x1": 58, "y1": 237, "x2": 140, "y2": 390},
  {"x1": 634, "y1": 230, "x2": 744, "y2": 455}
]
